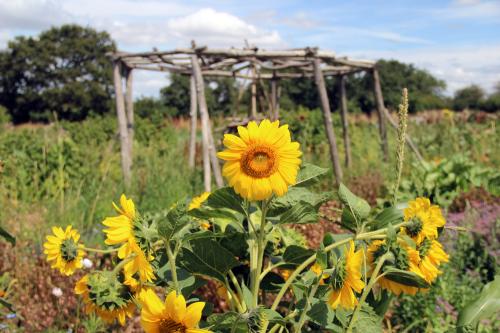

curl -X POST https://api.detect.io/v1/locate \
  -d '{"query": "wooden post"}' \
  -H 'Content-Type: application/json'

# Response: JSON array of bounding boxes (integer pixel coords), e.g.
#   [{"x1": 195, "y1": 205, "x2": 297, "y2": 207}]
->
[
  {"x1": 113, "y1": 61, "x2": 132, "y2": 187},
  {"x1": 188, "y1": 75, "x2": 198, "y2": 169},
  {"x1": 372, "y1": 68, "x2": 389, "y2": 161},
  {"x1": 250, "y1": 62, "x2": 257, "y2": 119},
  {"x1": 125, "y1": 68, "x2": 134, "y2": 163},
  {"x1": 313, "y1": 58, "x2": 343, "y2": 185},
  {"x1": 339, "y1": 75, "x2": 352, "y2": 167},
  {"x1": 271, "y1": 78, "x2": 279, "y2": 120},
  {"x1": 191, "y1": 54, "x2": 224, "y2": 190}
]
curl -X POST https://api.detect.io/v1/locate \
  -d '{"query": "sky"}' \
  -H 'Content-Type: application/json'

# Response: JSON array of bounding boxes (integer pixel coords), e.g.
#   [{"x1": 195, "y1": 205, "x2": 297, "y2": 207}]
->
[{"x1": 1, "y1": 0, "x2": 499, "y2": 98}]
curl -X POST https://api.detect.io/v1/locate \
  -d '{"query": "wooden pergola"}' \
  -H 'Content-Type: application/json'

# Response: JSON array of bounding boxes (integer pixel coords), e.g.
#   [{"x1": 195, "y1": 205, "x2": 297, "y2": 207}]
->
[{"x1": 111, "y1": 45, "x2": 422, "y2": 191}]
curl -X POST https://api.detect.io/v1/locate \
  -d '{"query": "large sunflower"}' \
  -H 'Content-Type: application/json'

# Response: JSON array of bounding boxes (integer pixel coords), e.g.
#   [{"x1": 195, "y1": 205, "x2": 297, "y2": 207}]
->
[
  {"x1": 103, "y1": 194, "x2": 155, "y2": 282},
  {"x1": 217, "y1": 120, "x2": 302, "y2": 201},
  {"x1": 75, "y1": 273, "x2": 136, "y2": 326},
  {"x1": 417, "y1": 238, "x2": 449, "y2": 283},
  {"x1": 401, "y1": 197, "x2": 446, "y2": 244},
  {"x1": 367, "y1": 240, "x2": 424, "y2": 296},
  {"x1": 43, "y1": 225, "x2": 85, "y2": 276},
  {"x1": 139, "y1": 288, "x2": 212, "y2": 333},
  {"x1": 328, "y1": 240, "x2": 365, "y2": 309}
]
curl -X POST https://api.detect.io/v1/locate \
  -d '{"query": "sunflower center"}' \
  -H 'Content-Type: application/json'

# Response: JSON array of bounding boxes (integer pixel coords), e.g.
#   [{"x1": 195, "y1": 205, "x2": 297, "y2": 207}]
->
[
  {"x1": 159, "y1": 318, "x2": 186, "y2": 333},
  {"x1": 406, "y1": 217, "x2": 423, "y2": 237},
  {"x1": 418, "y1": 238, "x2": 433, "y2": 258},
  {"x1": 60, "y1": 238, "x2": 78, "y2": 262},
  {"x1": 331, "y1": 259, "x2": 347, "y2": 290},
  {"x1": 240, "y1": 145, "x2": 278, "y2": 178}
]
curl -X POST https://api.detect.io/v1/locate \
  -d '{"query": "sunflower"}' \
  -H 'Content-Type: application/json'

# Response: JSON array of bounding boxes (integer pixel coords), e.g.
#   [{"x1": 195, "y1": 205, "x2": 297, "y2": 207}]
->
[
  {"x1": 139, "y1": 288, "x2": 212, "y2": 333},
  {"x1": 328, "y1": 240, "x2": 365, "y2": 309},
  {"x1": 401, "y1": 197, "x2": 446, "y2": 245},
  {"x1": 75, "y1": 273, "x2": 136, "y2": 326},
  {"x1": 43, "y1": 225, "x2": 85, "y2": 276},
  {"x1": 217, "y1": 119, "x2": 302, "y2": 201},
  {"x1": 367, "y1": 240, "x2": 424, "y2": 296},
  {"x1": 103, "y1": 194, "x2": 155, "y2": 282},
  {"x1": 310, "y1": 262, "x2": 330, "y2": 285},
  {"x1": 189, "y1": 192, "x2": 211, "y2": 230},
  {"x1": 417, "y1": 238, "x2": 449, "y2": 283}
]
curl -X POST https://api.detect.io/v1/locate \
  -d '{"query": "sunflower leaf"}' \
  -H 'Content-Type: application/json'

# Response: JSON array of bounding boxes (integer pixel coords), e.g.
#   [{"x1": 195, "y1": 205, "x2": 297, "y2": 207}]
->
[
  {"x1": 157, "y1": 202, "x2": 190, "y2": 240},
  {"x1": 206, "y1": 187, "x2": 246, "y2": 215},
  {"x1": 382, "y1": 267, "x2": 430, "y2": 288},
  {"x1": 283, "y1": 245, "x2": 315, "y2": 265},
  {"x1": 294, "y1": 163, "x2": 329, "y2": 187},
  {"x1": 0, "y1": 226, "x2": 15, "y2": 245},
  {"x1": 338, "y1": 183, "x2": 371, "y2": 222}
]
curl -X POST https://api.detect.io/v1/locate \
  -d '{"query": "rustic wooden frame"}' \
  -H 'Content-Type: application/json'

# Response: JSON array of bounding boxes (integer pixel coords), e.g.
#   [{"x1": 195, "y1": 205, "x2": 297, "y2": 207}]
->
[{"x1": 110, "y1": 45, "x2": 422, "y2": 189}]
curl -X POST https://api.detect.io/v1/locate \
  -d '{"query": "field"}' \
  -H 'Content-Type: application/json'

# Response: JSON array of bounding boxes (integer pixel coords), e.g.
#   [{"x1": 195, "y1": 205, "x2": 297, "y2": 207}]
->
[{"x1": 0, "y1": 108, "x2": 499, "y2": 332}]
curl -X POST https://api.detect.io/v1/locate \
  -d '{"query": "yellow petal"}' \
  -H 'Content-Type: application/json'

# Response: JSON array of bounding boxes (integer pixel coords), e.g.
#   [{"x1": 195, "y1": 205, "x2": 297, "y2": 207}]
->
[{"x1": 183, "y1": 302, "x2": 205, "y2": 328}]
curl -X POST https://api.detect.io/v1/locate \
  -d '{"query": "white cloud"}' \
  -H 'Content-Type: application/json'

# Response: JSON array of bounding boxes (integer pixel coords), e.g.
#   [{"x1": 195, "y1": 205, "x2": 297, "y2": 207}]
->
[
  {"x1": 439, "y1": 0, "x2": 500, "y2": 20},
  {"x1": 350, "y1": 44, "x2": 500, "y2": 95},
  {"x1": 0, "y1": 0, "x2": 69, "y2": 29}
]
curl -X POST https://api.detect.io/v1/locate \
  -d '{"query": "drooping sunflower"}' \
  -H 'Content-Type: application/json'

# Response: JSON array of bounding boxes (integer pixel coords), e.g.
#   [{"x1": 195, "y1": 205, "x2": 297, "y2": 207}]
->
[
  {"x1": 75, "y1": 272, "x2": 136, "y2": 326},
  {"x1": 139, "y1": 288, "x2": 212, "y2": 333},
  {"x1": 43, "y1": 225, "x2": 85, "y2": 276},
  {"x1": 401, "y1": 197, "x2": 446, "y2": 245},
  {"x1": 189, "y1": 192, "x2": 211, "y2": 230},
  {"x1": 328, "y1": 240, "x2": 365, "y2": 309},
  {"x1": 417, "y1": 238, "x2": 449, "y2": 284},
  {"x1": 367, "y1": 240, "x2": 424, "y2": 296},
  {"x1": 217, "y1": 120, "x2": 302, "y2": 201},
  {"x1": 103, "y1": 194, "x2": 155, "y2": 282}
]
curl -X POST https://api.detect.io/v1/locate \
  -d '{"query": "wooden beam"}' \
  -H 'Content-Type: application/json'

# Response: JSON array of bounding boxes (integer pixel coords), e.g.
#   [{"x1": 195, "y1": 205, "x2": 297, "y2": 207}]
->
[
  {"x1": 250, "y1": 63, "x2": 257, "y2": 119},
  {"x1": 191, "y1": 54, "x2": 224, "y2": 190},
  {"x1": 313, "y1": 58, "x2": 343, "y2": 186},
  {"x1": 372, "y1": 68, "x2": 389, "y2": 161},
  {"x1": 113, "y1": 61, "x2": 132, "y2": 187},
  {"x1": 125, "y1": 68, "x2": 134, "y2": 160},
  {"x1": 271, "y1": 78, "x2": 279, "y2": 120},
  {"x1": 339, "y1": 75, "x2": 352, "y2": 167},
  {"x1": 188, "y1": 75, "x2": 198, "y2": 169}
]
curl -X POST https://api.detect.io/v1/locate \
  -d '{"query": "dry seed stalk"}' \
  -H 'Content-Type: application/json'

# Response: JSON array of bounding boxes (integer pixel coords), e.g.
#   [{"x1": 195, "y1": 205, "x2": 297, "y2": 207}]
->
[{"x1": 392, "y1": 88, "x2": 409, "y2": 205}]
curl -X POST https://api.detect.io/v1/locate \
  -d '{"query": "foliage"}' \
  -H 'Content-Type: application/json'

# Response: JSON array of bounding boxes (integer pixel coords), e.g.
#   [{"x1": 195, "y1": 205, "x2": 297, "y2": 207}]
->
[
  {"x1": 453, "y1": 85, "x2": 485, "y2": 111},
  {"x1": 0, "y1": 25, "x2": 116, "y2": 123}
]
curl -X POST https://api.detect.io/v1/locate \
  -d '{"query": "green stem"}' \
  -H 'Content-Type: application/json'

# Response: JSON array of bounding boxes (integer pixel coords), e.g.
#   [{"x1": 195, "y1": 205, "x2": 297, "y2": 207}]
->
[
  {"x1": 295, "y1": 277, "x2": 321, "y2": 332},
  {"x1": 228, "y1": 270, "x2": 246, "y2": 311},
  {"x1": 346, "y1": 252, "x2": 391, "y2": 332},
  {"x1": 112, "y1": 255, "x2": 135, "y2": 275},
  {"x1": 252, "y1": 200, "x2": 268, "y2": 307},
  {"x1": 224, "y1": 277, "x2": 245, "y2": 313},
  {"x1": 83, "y1": 247, "x2": 119, "y2": 254},
  {"x1": 165, "y1": 241, "x2": 179, "y2": 293},
  {"x1": 260, "y1": 262, "x2": 287, "y2": 280}
]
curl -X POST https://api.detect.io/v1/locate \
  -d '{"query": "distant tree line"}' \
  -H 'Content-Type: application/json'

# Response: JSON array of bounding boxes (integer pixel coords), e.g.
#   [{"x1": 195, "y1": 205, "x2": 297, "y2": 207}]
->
[{"x1": 0, "y1": 25, "x2": 498, "y2": 123}]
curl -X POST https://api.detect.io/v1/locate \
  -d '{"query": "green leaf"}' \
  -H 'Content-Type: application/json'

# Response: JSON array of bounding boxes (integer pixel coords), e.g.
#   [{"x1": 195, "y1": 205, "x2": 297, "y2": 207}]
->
[
  {"x1": 0, "y1": 226, "x2": 15, "y2": 245},
  {"x1": 352, "y1": 304, "x2": 383, "y2": 333},
  {"x1": 0, "y1": 297, "x2": 15, "y2": 312},
  {"x1": 177, "y1": 238, "x2": 239, "y2": 282},
  {"x1": 372, "y1": 207, "x2": 404, "y2": 230},
  {"x1": 268, "y1": 187, "x2": 331, "y2": 217},
  {"x1": 457, "y1": 275, "x2": 500, "y2": 330},
  {"x1": 207, "y1": 312, "x2": 246, "y2": 332},
  {"x1": 157, "y1": 203, "x2": 190, "y2": 240},
  {"x1": 206, "y1": 187, "x2": 246, "y2": 215},
  {"x1": 278, "y1": 201, "x2": 318, "y2": 224},
  {"x1": 188, "y1": 207, "x2": 239, "y2": 222},
  {"x1": 261, "y1": 308, "x2": 285, "y2": 325},
  {"x1": 306, "y1": 299, "x2": 336, "y2": 327},
  {"x1": 260, "y1": 272, "x2": 285, "y2": 291},
  {"x1": 283, "y1": 245, "x2": 315, "y2": 265},
  {"x1": 338, "y1": 183, "x2": 371, "y2": 221},
  {"x1": 294, "y1": 163, "x2": 329, "y2": 187},
  {"x1": 383, "y1": 267, "x2": 430, "y2": 288}
]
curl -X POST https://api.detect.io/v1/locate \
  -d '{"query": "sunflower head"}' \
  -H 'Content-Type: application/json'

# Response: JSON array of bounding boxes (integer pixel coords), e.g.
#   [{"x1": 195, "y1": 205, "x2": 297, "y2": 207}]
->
[
  {"x1": 44, "y1": 226, "x2": 85, "y2": 276},
  {"x1": 139, "y1": 289, "x2": 211, "y2": 333},
  {"x1": 75, "y1": 271, "x2": 136, "y2": 326},
  {"x1": 217, "y1": 119, "x2": 302, "y2": 201},
  {"x1": 402, "y1": 197, "x2": 446, "y2": 244},
  {"x1": 189, "y1": 192, "x2": 211, "y2": 211},
  {"x1": 417, "y1": 238, "x2": 449, "y2": 283}
]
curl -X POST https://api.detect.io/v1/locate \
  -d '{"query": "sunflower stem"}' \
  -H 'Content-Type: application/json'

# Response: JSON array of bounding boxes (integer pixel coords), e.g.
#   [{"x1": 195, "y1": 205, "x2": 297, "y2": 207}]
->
[
  {"x1": 346, "y1": 252, "x2": 391, "y2": 332},
  {"x1": 228, "y1": 270, "x2": 246, "y2": 311},
  {"x1": 83, "y1": 247, "x2": 119, "y2": 254},
  {"x1": 252, "y1": 200, "x2": 269, "y2": 308},
  {"x1": 165, "y1": 241, "x2": 179, "y2": 293},
  {"x1": 295, "y1": 276, "x2": 321, "y2": 332},
  {"x1": 111, "y1": 254, "x2": 135, "y2": 275}
]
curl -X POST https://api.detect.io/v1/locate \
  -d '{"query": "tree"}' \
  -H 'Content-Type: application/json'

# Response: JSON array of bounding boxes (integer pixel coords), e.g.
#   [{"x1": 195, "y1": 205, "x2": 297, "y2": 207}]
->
[
  {"x1": 453, "y1": 84, "x2": 485, "y2": 111},
  {"x1": 0, "y1": 25, "x2": 116, "y2": 123}
]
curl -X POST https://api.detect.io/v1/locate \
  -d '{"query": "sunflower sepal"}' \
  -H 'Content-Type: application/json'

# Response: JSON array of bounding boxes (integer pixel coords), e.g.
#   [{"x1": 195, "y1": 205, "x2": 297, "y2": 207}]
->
[{"x1": 381, "y1": 267, "x2": 430, "y2": 288}]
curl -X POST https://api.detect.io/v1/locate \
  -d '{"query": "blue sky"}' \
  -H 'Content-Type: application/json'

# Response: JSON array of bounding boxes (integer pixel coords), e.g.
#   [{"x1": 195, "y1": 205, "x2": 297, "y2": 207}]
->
[{"x1": 1, "y1": 0, "x2": 499, "y2": 97}]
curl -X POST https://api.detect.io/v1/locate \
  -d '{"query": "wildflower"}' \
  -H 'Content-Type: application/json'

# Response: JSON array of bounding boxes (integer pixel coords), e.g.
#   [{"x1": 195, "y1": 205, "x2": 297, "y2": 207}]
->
[
  {"x1": 189, "y1": 192, "x2": 211, "y2": 230},
  {"x1": 44, "y1": 226, "x2": 85, "y2": 276},
  {"x1": 82, "y1": 258, "x2": 93, "y2": 269},
  {"x1": 401, "y1": 198, "x2": 446, "y2": 245},
  {"x1": 328, "y1": 240, "x2": 365, "y2": 309},
  {"x1": 75, "y1": 272, "x2": 135, "y2": 326},
  {"x1": 103, "y1": 194, "x2": 155, "y2": 283},
  {"x1": 139, "y1": 288, "x2": 211, "y2": 333},
  {"x1": 417, "y1": 238, "x2": 449, "y2": 283},
  {"x1": 310, "y1": 262, "x2": 329, "y2": 284},
  {"x1": 217, "y1": 120, "x2": 301, "y2": 201},
  {"x1": 367, "y1": 240, "x2": 424, "y2": 295},
  {"x1": 52, "y1": 287, "x2": 63, "y2": 298}
]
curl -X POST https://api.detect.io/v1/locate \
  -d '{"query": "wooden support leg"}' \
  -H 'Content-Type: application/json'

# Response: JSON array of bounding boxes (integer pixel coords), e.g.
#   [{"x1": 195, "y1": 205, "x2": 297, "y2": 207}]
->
[
  {"x1": 191, "y1": 54, "x2": 224, "y2": 190},
  {"x1": 113, "y1": 61, "x2": 132, "y2": 187},
  {"x1": 125, "y1": 68, "x2": 134, "y2": 166},
  {"x1": 313, "y1": 58, "x2": 343, "y2": 186},
  {"x1": 339, "y1": 75, "x2": 352, "y2": 167},
  {"x1": 271, "y1": 79, "x2": 279, "y2": 120},
  {"x1": 188, "y1": 75, "x2": 198, "y2": 169},
  {"x1": 372, "y1": 68, "x2": 389, "y2": 161},
  {"x1": 250, "y1": 64, "x2": 257, "y2": 119}
]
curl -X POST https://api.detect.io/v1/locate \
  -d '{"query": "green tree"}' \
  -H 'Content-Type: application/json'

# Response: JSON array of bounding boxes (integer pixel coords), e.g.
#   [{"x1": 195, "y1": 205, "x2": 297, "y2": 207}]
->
[
  {"x1": 453, "y1": 84, "x2": 485, "y2": 111},
  {"x1": 0, "y1": 25, "x2": 116, "y2": 123},
  {"x1": 481, "y1": 81, "x2": 500, "y2": 112}
]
